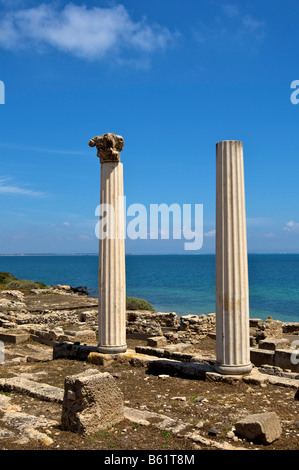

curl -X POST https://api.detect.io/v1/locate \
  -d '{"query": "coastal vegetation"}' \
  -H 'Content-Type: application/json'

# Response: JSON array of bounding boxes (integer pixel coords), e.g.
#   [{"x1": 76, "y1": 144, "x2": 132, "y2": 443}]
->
[
  {"x1": 0, "y1": 271, "x2": 48, "y2": 292},
  {"x1": 0, "y1": 272, "x2": 154, "y2": 310},
  {"x1": 126, "y1": 296, "x2": 155, "y2": 311}
]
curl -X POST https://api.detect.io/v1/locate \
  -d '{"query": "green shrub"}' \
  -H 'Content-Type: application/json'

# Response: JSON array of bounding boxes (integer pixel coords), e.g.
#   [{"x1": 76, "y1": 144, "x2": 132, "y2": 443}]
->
[
  {"x1": 0, "y1": 271, "x2": 48, "y2": 292},
  {"x1": 6, "y1": 280, "x2": 47, "y2": 290},
  {"x1": 0, "y1": 272, "x2": 17, "y2": 284},
  {"x1": 126, "y1": 296, "x2": 154, "y2": 311}
]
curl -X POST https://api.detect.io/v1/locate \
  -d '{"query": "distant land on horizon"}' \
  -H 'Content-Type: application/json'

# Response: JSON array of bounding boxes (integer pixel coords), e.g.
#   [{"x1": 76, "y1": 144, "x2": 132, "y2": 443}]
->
[{"x1": 1, "y1": 252, "x2": 299, "y2": 256}]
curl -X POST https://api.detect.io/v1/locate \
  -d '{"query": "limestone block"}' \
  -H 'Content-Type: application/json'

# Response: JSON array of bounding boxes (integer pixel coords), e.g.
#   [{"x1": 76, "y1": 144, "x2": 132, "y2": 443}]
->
[
  {"x1": 250, "y1": 348, "x2": 275, "y2": 367},
  {"x1": 73, "y1": 329, "x2": 96, "y2": 343},
  {"x1": 235, "y1": 412, "x2": 282, "y2": 444},
  {"x1": 274, "y1": 349, "x2": 299, "y2": 372},
  {"x1": 61, "y1": 369, "x2": 124, "y2": 434},
  {"x1": 87, "y1": 352, "x2": 114, "y2": 366},
  {"x1": 259, "y1": 338, "x2": 289, "y2": 351},
  {"x1": 0, "y1": 332, "x2": 29, "y2": 344},
  {"x1": 147, "y1": 336, "x2": 167, "y2": 348},
  {"x1": 282, "y1": 323, "x2": 299, "y2": 334}
]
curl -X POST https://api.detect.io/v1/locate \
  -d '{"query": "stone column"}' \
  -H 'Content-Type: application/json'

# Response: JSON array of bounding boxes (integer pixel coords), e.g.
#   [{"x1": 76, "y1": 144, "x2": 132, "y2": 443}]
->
[
  {"x1": 89, "y1": 133, "x2": 127, "y2": 354},
  {"x1": 215, "y1": 140, "x2": 252, "y2": 375}
]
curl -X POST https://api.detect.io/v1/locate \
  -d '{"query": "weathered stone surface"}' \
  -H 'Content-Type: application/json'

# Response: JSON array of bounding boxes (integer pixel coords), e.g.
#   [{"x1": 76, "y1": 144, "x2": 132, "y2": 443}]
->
[
  {"x1": 259, "y1": 338, "x2": 289, "y2": 350},
  {"x1": 235, "y1": 412, "x2": 282, "y2": 444},
  {"x1": 0, "y1": 393, "x2": 57, "y2": 446},
  {"x1": 147, "y1": 358, "x2": 215, "y2": 379},
  {"x1": 61, "y1": 369, "x2": 124, "y2": 435},
  {"x1": 274, "y1": 349, "x2": 299, "y2": 372},
  {"x1": 0, "y1": 377, "x2": 64, "y2": 403},
  {"x1": 185, "y1": 431, "x2": 247, "y2": 450},
  {"x1": 87, "y1": 351, "x2": 114, "y2": 366},
  {"x1": 71, "y1": 329, "x2": 96, "y2": 343},
  {"x1": 124, "y1": 407, "x2": 187, "y2": 434},
  {"x1": 0, "y1": 332, "x2": 29, "y2": 344},
  {"x1": 135, "y1": 346, "x2": 166, "y2": 358},
  {"x1": 53, "y1": 342, "x2": 98, "y2": 361},
  {"x1": 282, "y1": 323, "x2": 299, "y2": 334},
  {"x1": 250, "y1": 348, "x2": 275, "y2": 366},
  {"x1": 164, "y1": 343, "x2": 193, "y2": 354},
  {"x1": 242, "y1": 368, "x2": 299, "y2": 389},
  {"x1": 242, "y1": 369, "x2": 268, "y2": 386},
  {"x1": 88, "y1": 132, "x2": 124, "y2": 163},
  {"x1": 147, "y1": 336, "x2": 167, "y2": 348}
]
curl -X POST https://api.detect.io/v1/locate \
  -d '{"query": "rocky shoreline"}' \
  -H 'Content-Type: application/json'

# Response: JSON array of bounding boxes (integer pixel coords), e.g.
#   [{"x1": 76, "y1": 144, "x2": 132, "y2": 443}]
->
[{"x1": 0, "y1": 286, "x2": 298, "y2": 451}]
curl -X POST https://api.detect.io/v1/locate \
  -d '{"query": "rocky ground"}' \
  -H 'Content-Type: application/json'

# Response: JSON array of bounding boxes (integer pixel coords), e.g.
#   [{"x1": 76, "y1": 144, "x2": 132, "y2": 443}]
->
[{"x1": 0, "y1": 287, "x2": 298, "y2": 452}]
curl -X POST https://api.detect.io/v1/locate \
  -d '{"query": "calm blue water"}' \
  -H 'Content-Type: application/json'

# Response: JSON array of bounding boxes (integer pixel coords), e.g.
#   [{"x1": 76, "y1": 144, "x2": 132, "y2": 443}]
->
[{"x1": 0, "y1": 254, "x2": 299, "y2": 323}]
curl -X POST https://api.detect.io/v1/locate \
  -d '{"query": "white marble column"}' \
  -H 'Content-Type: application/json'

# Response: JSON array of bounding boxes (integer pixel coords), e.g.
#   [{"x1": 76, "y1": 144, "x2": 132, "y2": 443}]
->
[
  {"x1": 215, "y1": 141, "x2": 252, "y2": 375},
  {"x1": 89, "y1": 133, "x2": 127, "y2": 354}
]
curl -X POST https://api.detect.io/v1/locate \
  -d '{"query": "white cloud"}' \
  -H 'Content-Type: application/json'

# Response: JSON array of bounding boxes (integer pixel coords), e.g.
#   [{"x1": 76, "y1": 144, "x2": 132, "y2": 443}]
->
[
  {"x1": 193, "y1": 6, "x2": 265, "y2": 44},
  {"x1": 79, "y1": 234, "x2": 92, "y2": 240},
  {"x1": 0, "y1": 177, "x2": 44, "y2": 197},
  {"x1": 0, "y1": 3, "x2": 176, "y2": 62},
  {"x1": 242, "y1": 15, "x2": 265, "y2": 39},
  {"x1": 246, "y1": 217, "x2": 272, "y2": 227},
  {"x1": 0, "y1": 141, "x2": 88, "y2": 156},
  {"x1": 50, "y1": 221, "x2": 71, "y2": 228},
  {"x1": 264, "y1": 232, "x2": 276, "y2": 238},
  {"x1": 222, "y1": 4, "x2": 240, "y2": 18},
  {"x1": 204, "y1": 229, "x2": 216, "y2": 238},
  {"x1": 283, "y1": 220, "x2": 299, "y2": 232}
]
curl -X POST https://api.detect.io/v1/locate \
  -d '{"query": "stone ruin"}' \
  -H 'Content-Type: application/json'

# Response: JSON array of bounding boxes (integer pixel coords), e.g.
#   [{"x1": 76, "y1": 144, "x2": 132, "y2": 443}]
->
[{"x1": 61, "y1": 369, "x2": 124, "y2": 435}]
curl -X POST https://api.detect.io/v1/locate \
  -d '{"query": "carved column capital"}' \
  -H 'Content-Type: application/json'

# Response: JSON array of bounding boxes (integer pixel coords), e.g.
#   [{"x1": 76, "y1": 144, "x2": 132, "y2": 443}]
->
[{"x1": 88, "y1": 133, "x2": 124, "y2": 163}]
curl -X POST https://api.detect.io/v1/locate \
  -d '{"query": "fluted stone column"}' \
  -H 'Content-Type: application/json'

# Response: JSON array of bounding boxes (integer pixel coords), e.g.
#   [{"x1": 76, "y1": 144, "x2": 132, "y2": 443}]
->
[
  {"x1": 215, "y1": 141, "x2": 252, "y2": 375},
  {"x1": 89, "y1": 133, "x2": 127, "y2": 354}
]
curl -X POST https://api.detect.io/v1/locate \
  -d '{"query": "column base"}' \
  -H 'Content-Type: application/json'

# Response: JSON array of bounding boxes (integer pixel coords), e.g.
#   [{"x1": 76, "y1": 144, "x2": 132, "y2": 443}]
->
[
  {"x1": 97, "y1": 344, "x2": 127, "y2": 354},
  {"x1": 215, "y1": 362, "x2": 252, "y2": 376}
]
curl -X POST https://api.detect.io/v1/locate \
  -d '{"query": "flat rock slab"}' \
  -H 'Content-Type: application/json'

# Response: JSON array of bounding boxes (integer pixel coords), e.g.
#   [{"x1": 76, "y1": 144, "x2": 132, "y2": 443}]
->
[
  {"x1": 243, "y1": 369, "x2": 299, "y2": 389},
  {"x1": 0, "y1": 377, "x2": 64, "y2": 403},
  {"x1": 25, "y1": 293, "x2": 98, "y2": 312},
  {"x1": 0, "y1": 332, "x2": 29, "y2": 344},
  {"x1": 0, "y1": 393, "x2": 57, "y2": 446},
  {"x1": 259, "y1": 338, "x2": 290, "y2": 350},
  {"x1": 147, "y1": 358, "x2": 215, "y2": 379},
  {"x1": 124, "y1": 407, "x2": 187, "y2": 434},
  {"x1": 185, "y1": 431, "x2": 247, "y2": 450}
]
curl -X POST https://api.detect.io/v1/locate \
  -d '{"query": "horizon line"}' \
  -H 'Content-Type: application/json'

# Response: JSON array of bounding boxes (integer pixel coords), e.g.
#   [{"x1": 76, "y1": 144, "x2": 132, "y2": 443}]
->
[{"x1": 1, "y1": 252, "x2": 299, "y2": 256}]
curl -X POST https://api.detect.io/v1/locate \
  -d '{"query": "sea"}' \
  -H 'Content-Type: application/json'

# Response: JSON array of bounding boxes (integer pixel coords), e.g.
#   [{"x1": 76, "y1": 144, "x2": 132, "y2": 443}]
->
[{"x1": 0, "y1": 254, "x2": 299, "y2": 323}]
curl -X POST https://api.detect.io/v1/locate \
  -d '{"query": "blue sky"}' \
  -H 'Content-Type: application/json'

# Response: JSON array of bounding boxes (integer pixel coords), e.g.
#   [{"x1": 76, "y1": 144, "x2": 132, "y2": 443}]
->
[{"x1": 0, "y1": 0, "x2": 298, "y2": 254}]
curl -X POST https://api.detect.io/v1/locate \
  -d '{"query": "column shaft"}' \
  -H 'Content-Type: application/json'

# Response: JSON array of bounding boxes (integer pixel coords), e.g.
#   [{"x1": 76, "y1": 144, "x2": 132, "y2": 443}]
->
[
  {"x1": 215, "y1": 141, "x2": 252, "y2": 375},
  {"x1": 98, "y1": 162, "x2": 126, "y2": 353},
  {"x1": 89, "y1": 133, "x2": 127, "y2": 354}
]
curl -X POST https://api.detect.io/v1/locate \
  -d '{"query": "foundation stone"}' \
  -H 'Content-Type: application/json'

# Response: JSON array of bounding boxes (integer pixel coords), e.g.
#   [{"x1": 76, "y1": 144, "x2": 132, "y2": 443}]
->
[{"x1": 61, "y1": 369, "x2": 124, "y2": 434}]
